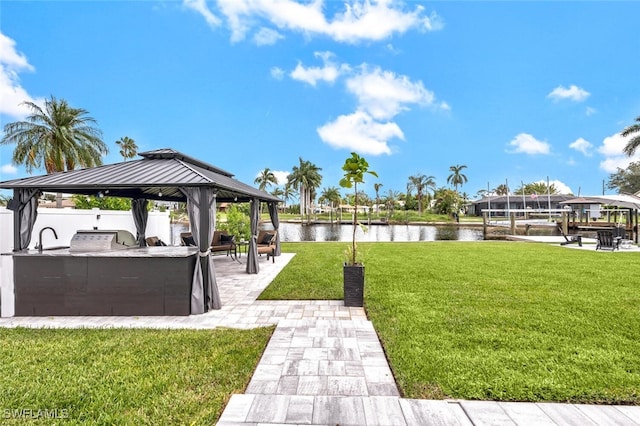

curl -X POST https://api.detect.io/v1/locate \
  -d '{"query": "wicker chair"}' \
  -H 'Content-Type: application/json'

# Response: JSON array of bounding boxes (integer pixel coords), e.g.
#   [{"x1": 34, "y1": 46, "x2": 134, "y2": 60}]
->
[{"x1": 256, "y1": 230, "x2": 277, "y2": 262}]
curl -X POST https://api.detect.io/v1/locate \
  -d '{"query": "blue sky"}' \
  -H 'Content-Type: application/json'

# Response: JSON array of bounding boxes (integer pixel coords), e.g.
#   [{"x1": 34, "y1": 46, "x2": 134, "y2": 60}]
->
[{"x1": 1, "y1": 0, "x2": 640, "y2": 201}]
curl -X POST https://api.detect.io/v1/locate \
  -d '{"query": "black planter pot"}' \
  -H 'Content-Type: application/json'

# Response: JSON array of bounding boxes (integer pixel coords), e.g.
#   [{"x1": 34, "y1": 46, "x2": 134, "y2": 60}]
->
[{"x1": 343, "y1": 263, "x2": 365, "y2": 307}]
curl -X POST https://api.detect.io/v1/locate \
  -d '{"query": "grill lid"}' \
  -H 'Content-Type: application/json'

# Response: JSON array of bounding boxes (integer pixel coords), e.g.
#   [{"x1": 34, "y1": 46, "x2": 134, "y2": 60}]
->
[{"x1": 70, "y1": 230, "x2": 136, "y2": 252}]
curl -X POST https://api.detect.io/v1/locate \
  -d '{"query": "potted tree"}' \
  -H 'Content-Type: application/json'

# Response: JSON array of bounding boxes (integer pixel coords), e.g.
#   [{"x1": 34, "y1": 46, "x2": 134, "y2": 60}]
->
[{"x1": 339, "y1": 152, "x2": 378, "y2": 307}]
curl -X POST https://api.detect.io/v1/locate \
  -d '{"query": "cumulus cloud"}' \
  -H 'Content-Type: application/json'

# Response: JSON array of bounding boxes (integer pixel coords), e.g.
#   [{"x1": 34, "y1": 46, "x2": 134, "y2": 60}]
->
[
  {"x1": 191, "y1": 0, "x2": 442, "y2": 44},
  {"x1": 317, "y1": 111, "x2": 403, "y2": 155},
  {"x1": 272, "y1": 170, "x2": 289, "y2": 185},
  {"x1": 1, "y1": 164, "x2": 17, "y2": 174},
  {"x1": 254, "y1": 27, "x2": 283, "y2": 45},
  {"x1": 290, "y1": 52, "x2": 349, "y2": 86},
  {"x1": 288, "y1": 54, "x2": 444, "y2": 155},
  {"x1": 547, "y1": 84, "x2": 590, "y2": 102},
  {"x1": 0, "y1": 32, "x2": 44, "y2": 118},
  {"x1": 569, "y1": 137, "x2": 593, "y2": 157},
  {"x1": 346, "y1": 65, "x2": 437, "y2": 120},
  {"x1": 532, "y1": 179, "x2": 573, "y2": 195},
  {"x1": 598, "y1": 132, "x2": 640, "y2": 173},
  {"x1": 506, "y1": 133, "x2": 551, "y2": 155}
]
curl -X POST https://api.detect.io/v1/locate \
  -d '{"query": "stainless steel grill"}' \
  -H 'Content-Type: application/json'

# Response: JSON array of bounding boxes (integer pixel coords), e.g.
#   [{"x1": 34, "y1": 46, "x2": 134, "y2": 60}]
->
[{"x1": 70, "y1": 230, "x2": 136, "y2": 252}]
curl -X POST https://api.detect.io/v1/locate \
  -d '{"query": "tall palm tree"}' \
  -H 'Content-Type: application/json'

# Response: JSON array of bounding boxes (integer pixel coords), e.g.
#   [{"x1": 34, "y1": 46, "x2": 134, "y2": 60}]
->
[
  {"x1": 287, "y1": 158, "x2": 322, "y2": 223},
  {"x1": 1, "y1": 96, "x2": 107, "y2": 207},
  {"x1": 270, "y1": 187, "x2": 285, "y2": 212},
  {"x1": 622, "y1": 116, "x2": 640, "y2": 157},
  {"x1": 115, "y1": 136, "x2": 138, "y2": 161},
  {"x1": 408, "y1": 174, "x2": 436, "y2": 215},
  {"x1": 447, "y1": 164, "x2": 468, "y2": 193},
  {"x1": 1, "y1": 96, "x2": 107, "y2": 174},
  {"x1": 319, "y1": 186, "x2": 341, "y2": 223},
  {"x1": 282, "y1": 181, "x2": 297, "y2": 213},
  {"x1": 385, "y1": 189, "x2": 401, "y2": 217},
  {"x1": 373, "y1": 183, "x2": 383, "y2": 215},
  {"x1": 254, "y1": 168, "x2": 278, "y2": 191}
]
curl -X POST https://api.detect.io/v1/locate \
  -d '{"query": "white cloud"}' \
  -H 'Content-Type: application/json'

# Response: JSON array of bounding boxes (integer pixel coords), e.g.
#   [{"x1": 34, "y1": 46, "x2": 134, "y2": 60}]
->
[
  {"x1": 272, "y1": 170, "x2": 289, "y2": 185},
  {"x1": 183, "y1": 0, "x2": 221, "y2": 27},
  {"x1": 547, "y1": 84, "x2": 590, "y2": 102},
  {"x1": 585, "y1": 106, "x2": 597, "y2": 116},
  {"x1": 254, "y1": 27, "x2": 283, "y2": 45},
  {"x1": 597, "y1": 132, "x2": 640, "y2": 173},
  {"x1": 317, "y1": 111, "x2": 403, "y2": 155},
  {"x1": 506, "y1": 133, "x2": 551, "y2": 155},
  {"x1": 254, "y1": 169, "x2": 289, "y2": 186},
  {"x1": 569, "y1": 137, "x2": 593, "y2": 157},
  {"x1": 346, "y1": 66, "x2": 437, "y2": 120},
  {"x1": 1, "y1": 164, "x2": 17, "y2": 174},
  {"x1": 0, "y1": 32, "x2": 44, "y2": 118},
  {"x1": 532, "y1": 179, "x2": 572, "y2": 195},
  {"x1": 270, "y1": 66, "x2": 285, "y2": 80},
  {"x1": 290, "y1": 51, "x2": 349, "y2": 86},
  {"x1": 197, "y1": 0, "x2": 442, "y2": 44}
]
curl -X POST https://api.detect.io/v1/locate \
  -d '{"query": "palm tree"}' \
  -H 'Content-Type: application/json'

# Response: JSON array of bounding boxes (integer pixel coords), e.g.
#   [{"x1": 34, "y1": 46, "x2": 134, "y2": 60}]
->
[
  {"x1": 115, "y1": 136, "x2": 138, "y2": 161},
  {"x1": 287, "y1": 158, "x2": 322, "y2": 223},
  {"x1": 373, "y1": 183, "x2": 383, "y2": 216},
  {"x1": 1, "y1": 96, "x2": 107, "y2": 207},
  {"x1": 622, "y1": 116, "x2": 640, "y2": 157},
  {"x1": 384, "y1": 189, "x2": 401, "y2": 217},
  {"x1": 254, "y1": 168, "x2": 278, "y2": 192},
  {"x1": 408, "y1": 174, "x2": 436, "y2": 215},
  {"x1": 447, "y1": 164, "x2": 468, "y2": 193},
  {"x1": 494, "y1": 184, "x2": 509, "y2": 196},
  {"x1": 319, "y1": 186, "x2": 341, "y2": 223},
  {"x1": 282, "y1": 181, "x2": 297, "y2": 213},
  {"x1": 1, "y1": 96, "x2": 107, "y2": 174}
]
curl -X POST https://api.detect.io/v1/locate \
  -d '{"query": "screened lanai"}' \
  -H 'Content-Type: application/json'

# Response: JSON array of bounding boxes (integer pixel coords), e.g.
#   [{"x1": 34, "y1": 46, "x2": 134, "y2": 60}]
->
[{"x1": 0, "y1": 148, "x2": 281, "y2": 314}]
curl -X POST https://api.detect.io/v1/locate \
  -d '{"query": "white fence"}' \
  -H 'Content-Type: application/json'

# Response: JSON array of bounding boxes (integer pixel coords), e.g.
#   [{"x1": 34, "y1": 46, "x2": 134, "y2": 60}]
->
[{"x1": 0, "y1": 207, "x2": 171, "y2": 317}]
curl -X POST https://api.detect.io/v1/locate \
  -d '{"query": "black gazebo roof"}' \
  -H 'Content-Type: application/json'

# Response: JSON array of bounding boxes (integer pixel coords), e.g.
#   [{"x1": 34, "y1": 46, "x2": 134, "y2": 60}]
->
[{"x1": 0, "y1": 148, "x2": 280, "y2": 203}]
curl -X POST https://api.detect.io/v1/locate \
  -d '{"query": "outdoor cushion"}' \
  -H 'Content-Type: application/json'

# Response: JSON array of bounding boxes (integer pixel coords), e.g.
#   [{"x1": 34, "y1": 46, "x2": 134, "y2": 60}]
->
[
  {"x1": 182, "y1": 235, "x2": 196, "y2": 246},
  {"x1": 220, "y1": 234, "x2": 234, "y2": 243},
  {"x1": 260, "y1": 233, "x2": 274, "y2": 245}
]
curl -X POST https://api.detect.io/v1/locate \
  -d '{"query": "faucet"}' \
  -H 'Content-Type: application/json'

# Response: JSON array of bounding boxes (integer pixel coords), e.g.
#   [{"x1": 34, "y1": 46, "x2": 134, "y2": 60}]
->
[{"x1": 37, "y1": 227, "x2": 58, "y2": 252}]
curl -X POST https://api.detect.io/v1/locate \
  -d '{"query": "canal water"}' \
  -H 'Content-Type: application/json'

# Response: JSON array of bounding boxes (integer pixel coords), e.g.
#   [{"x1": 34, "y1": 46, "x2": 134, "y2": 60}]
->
[{"x1": 172, "y1": 222, "x2": 485, "y2": 243}]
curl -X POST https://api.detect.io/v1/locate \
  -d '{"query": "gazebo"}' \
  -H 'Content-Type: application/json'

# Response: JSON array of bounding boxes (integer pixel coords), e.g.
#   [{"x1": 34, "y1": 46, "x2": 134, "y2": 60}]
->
[{"x1": 0, "y1": 148, "x2": 281, "y2": 314}]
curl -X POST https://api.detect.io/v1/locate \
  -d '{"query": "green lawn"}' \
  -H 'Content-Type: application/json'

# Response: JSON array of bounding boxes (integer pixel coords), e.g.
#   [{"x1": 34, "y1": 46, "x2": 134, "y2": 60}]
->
[
  {"x1": 264, "y1": 241, "x2": 640, "y2": 404},
  {"x1": 0, "y1": 327, "x2": 273, "y2": 425}
]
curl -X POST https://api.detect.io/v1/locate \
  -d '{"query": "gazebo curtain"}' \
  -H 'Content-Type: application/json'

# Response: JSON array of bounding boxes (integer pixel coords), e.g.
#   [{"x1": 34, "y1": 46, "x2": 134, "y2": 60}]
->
[
  {"x1": 182, "y1": 187, "x2": 221, "y2": 313},
  {"x1": 9, "y1": 188, "x2": 41, "y2": 251},
  {"x1": 267, "y1": 201, "x2": 281, "y2": 256},
  {"x1": 246, "y1": 198, "x2": 260, "y2": 274},
  {"x1": 131, "y1": 198, "x2": 148, "y2": 247}
]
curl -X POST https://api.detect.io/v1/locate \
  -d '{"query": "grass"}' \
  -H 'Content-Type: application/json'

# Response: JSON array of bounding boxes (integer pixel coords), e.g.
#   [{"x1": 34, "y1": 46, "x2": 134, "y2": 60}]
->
[
  {"x1": 0, "y1": 327, "x2": 273, "y2": 425},
  {"x1": 264, "y1": 241, "x2": 640, "y2": 404}
]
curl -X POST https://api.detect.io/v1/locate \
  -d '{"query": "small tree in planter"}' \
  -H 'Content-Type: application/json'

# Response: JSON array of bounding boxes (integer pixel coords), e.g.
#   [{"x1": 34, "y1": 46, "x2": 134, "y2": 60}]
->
[{"x1": 339, "y1": 152, "x2": 377, "y2": 306}]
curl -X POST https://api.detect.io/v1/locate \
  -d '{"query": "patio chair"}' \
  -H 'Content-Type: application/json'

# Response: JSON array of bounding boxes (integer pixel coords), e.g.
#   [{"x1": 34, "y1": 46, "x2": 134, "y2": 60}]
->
[
  {"x1": 180, "y1": 232, "x2": 196, "y2": 247},
  {"x1": 145, "y1": 236, "x2": 167, "y2": 246},
  {"x1": 596, "y1": 230, "x2": 618, "y2": 251},
  {"x1": 256, "y1": 230, "x2": 277, "y2": 262},
  {"x1": 210, "y1": 230, "x2": 237, "y2": 259},
  {"x1": 556, "y1": 225, "x2": 582, "y2": 247}
]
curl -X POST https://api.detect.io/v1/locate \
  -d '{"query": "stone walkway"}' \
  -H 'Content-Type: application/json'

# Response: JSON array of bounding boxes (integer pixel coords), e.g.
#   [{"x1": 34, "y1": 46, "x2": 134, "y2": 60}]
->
[{"x1": 2, "y1": 253, "x2": 640, "y2": 425}]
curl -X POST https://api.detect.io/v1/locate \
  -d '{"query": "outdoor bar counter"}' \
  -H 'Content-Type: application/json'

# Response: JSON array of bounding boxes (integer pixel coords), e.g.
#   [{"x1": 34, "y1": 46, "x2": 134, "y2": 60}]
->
[{"x1": 12, "y1": 246, "x2": 198, "y2": 316}]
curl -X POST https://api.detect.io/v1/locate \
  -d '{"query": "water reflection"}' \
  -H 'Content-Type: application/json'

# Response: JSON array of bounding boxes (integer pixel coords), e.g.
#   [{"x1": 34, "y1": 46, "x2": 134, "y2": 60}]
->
[{"x1": 276, "y1": 222, "x2": 484, "y2": 242}]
